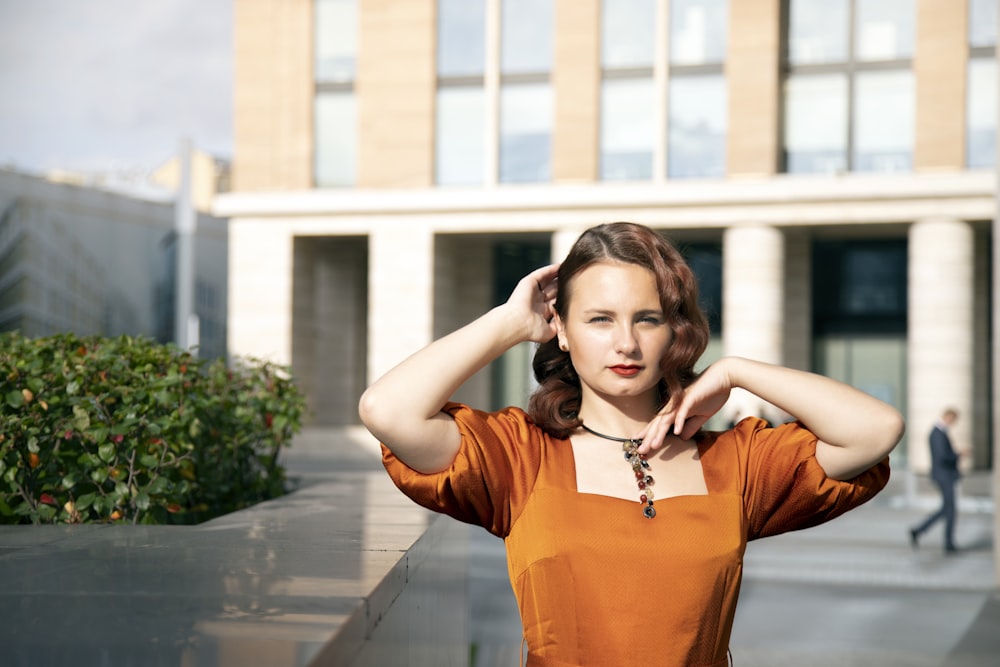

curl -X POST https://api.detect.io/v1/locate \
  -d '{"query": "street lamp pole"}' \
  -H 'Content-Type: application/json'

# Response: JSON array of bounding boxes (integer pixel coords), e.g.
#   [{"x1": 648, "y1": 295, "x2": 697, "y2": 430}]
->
[
  {"x1": 992, "y1": 12, "x2": 999, "y2": 583},
  {"x1": 174, "y1": 137, "x2": 199, "y2": 355}
]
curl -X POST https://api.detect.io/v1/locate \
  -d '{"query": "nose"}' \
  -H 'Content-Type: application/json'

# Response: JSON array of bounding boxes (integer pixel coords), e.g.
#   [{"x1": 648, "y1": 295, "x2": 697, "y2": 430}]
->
[{"x1": 614, "y1": 324, "x2": 639, "y2": 355}]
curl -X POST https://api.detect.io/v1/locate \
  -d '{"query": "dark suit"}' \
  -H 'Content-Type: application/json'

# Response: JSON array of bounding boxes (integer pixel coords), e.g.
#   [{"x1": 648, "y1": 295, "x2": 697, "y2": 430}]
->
[{"x1": 912, "y1": 423, "x2": 960, "y2": 550}]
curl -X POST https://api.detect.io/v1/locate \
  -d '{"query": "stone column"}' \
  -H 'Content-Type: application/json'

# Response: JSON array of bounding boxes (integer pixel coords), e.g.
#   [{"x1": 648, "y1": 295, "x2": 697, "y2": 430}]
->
[
  {"x1": 722, "y1": 225, "x2": 784, "y2": 423},
  {"x1": 551, "y1": 226, "x2": 588, "y2": 263},
  {"x1": 227, "y1": 219, "x2": 294, "y2": 364},
  {"x1": 908, "y1": 218, "x2": 975, "y2": 474},
  {"x1": 367, "y1": 225, "x2": 435, "y2": 384}
]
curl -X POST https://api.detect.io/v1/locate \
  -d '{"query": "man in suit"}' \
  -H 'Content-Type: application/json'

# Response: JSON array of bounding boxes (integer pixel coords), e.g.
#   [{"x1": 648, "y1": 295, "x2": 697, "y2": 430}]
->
[{"x1": 909, "y1": 408, "x2": 964, "y2": 553}]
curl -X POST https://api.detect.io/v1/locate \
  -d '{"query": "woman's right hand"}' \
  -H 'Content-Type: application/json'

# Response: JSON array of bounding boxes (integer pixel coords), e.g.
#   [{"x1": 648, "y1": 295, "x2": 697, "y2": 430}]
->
[{"x1": 505, "y1": 263, "x2": 560, "y2": 344}]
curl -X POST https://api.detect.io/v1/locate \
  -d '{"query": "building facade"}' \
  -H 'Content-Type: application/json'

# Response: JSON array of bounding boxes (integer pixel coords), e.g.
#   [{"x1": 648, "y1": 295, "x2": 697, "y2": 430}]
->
[
  {"x1": 218, "y1": 0, "x2": 997, "y2": 473},
  {"x1": 0, "y1": 169, "x2": 229, "y2": 361}
]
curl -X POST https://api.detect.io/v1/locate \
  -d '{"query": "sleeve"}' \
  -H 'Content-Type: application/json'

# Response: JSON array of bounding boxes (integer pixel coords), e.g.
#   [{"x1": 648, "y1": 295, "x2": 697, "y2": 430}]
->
[
  {"x1": 733, "y1": 417, "x2": 891, "y2": 540},
  {"x1": 380, "y1": 402, "x2": 543, "y2": 538}
]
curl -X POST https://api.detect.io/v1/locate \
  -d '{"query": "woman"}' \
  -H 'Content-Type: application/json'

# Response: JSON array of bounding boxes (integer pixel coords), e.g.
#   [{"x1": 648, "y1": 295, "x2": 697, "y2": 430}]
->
[{"x1": 359, "y1": 222, "x2": 904, "y2": 666}]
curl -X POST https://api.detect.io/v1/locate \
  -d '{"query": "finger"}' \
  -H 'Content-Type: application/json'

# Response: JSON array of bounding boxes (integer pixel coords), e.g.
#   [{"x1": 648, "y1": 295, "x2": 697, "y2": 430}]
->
[{"x1": 637, "y1": 416, "x2": 672, "y2": 454}]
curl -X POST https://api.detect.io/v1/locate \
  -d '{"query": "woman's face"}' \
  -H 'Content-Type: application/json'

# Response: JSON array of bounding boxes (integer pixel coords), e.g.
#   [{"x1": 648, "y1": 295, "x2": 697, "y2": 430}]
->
[{"x1": 556, "y1": 260, "x2": 672, "y2": 406}]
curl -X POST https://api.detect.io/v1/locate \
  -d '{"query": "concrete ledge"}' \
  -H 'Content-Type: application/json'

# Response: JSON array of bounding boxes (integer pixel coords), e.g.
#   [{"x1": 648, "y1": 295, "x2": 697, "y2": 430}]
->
[{"x1": 0, "y1": 468, "x2": 468, "y2": 666}]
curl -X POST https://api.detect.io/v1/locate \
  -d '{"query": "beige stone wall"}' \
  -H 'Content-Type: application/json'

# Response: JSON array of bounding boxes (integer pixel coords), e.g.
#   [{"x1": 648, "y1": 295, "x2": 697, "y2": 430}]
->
[
  {"x1": 356, "y1": 0, "x2": 436, "y2": 187},
  {"x1": 726, "y1": 0, "x2": 780, "y2": 177},
  {"x1": 552, "y1": 0, "x2": 600, "y2": 182},
  {"x1": 232, "y1": 0, "x2": 314, "y2": 192},
  {"x1": 914, "y1": 0, "x2": 968, "y2": 171}
]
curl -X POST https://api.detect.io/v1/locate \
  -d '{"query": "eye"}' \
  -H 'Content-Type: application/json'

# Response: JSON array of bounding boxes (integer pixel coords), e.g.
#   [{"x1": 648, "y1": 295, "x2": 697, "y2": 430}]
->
[
  {"x1": 638, "y1": 315, "x2": 663, "y2": 325},
  {"x1": 588, "y1": 316, "x2": 611, "y2": 323}
]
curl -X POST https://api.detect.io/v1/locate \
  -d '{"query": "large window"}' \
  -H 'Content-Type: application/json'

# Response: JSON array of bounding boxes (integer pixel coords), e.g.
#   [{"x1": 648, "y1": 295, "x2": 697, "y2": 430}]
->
[
  {"x1": 968, "y1": 0, "x2": 997, "y2": 169},
  {"x1": 499, "y1": 83, "x2": 553, "y2": 183},
  {"x1": 812, "y1": 239, "x2": 908, "y2": 451},
  {"x1": 782, "y1": 0, "x2": 915, "y2": 174},
  {"x1": 435, "y1": 0, "x2": 554, "y2": 185},
  {"x1": 499, "y1": 0, "x2": 553, "y2": 183},
  {"x1": 667, "y1": 0, "x2": 728, "y2": 178},
  {"x1": 813, "y1": 239, "x2": 907, "y2": 334},
  {"x1": 600, "y1": 0, "x2": 656, "y2": 180},
  {"x1": 315, "y1": 0, "x2": 358, "y2": 187},
  {"x1": 435, "y1": 0, "x2": 487, "y2": 185}
]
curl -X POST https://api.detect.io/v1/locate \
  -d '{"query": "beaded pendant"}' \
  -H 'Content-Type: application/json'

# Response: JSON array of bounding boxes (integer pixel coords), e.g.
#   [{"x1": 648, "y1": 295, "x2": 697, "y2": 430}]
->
[
  {"x1": 580, "y1": 424, "x2": 656, "y2": 519},
  {"x1": 622, "y1": 439, "x2": 656, "y2": 519}
]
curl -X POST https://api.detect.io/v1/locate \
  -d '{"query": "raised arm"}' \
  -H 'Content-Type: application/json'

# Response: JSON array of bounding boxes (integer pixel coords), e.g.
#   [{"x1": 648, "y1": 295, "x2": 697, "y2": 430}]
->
[
  {"x1": 640, "y1": 356, "x2": 905, "y2": 480},
  {"x1": 358, "y1": 264, "x2": 559, "y2": 473}
]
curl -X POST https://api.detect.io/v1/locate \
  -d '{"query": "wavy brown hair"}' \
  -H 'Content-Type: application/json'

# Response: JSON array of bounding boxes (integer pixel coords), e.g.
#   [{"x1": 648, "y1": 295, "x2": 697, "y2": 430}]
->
[{"x1": 527, "y1": 222, "x2": 710, "y2": 438}]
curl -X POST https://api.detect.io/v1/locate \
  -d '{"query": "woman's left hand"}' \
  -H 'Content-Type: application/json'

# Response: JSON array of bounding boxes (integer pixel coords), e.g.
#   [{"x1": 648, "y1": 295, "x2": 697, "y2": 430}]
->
[{"x1": 636, "y1": 360, "x2": 733, "y2": 454}]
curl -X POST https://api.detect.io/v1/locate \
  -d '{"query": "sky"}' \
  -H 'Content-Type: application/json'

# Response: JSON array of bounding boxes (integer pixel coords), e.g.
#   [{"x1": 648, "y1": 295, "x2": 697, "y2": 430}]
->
[{"x1": 0, "y1": 1, "x2": 232, "y2": 194}]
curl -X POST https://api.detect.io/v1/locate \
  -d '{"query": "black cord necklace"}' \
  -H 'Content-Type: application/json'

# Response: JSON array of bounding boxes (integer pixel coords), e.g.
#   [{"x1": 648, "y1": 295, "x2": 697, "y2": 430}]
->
[{"x1": 581, "y1": 424, "x2": 656, "y2": 519}]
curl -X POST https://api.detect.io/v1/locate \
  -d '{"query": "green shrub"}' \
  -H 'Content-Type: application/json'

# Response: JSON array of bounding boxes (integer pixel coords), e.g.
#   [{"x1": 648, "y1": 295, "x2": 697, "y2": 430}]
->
[{"x1": 0, "y1": 332, "x2": 307, "y2": 525}]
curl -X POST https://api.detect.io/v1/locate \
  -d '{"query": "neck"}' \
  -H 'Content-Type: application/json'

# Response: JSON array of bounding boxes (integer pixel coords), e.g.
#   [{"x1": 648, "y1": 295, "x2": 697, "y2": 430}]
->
[{"x1": 578, "y1": 397, "x2": 658, "y2": 438}]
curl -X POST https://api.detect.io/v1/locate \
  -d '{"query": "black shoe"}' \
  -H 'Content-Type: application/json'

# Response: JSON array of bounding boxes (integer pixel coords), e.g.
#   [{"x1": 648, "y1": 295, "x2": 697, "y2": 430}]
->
[
  {"x1": 908, "y1": 528, "x2": 919, "y2": 549},
  {"x1": 945, "y1": 544, "x2": 958, "y2": 555}
]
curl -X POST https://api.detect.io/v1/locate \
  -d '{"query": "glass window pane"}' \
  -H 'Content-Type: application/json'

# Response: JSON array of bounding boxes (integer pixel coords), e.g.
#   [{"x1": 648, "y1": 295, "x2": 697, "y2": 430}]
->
[
  {"x1": 438, "y1": 0, "x2": 486, "y2": 76},
  {"x1": 315, "y1": 0, "x2": 357, "y2": 82},
  {"x1": 843, "y1": 247, "x2": 906, "y2": 314},
  {"x1": 436, "y1": 87, "x2": 485, "y2": 185},
  {"x1": 602, "y1": 0, "x2": 656, "y2": 68},
  {"x1": 968, "y1": 58, "x2": 997, "y2": 168},
  {"x1": 970, "y1": 0, "x2": 998, "y2": 48},
  {"x1": 501, "y1": 0, "x2": 553, "y2": 74},
  {"x1": 787, "y1": 0, "x2": 848, "y2": 64},
  {"x1": 854, "y1": 0, "x2": 914, "y2": 61},
  {"x1": 667, "y1": 75, "x2": 726, "y2": 178},
  {"x1": 853, "y1": 70, "x2": 914, "y2": 172},
  {"x1": 315, "y1": 92, "x2": 356, "y2": 187},
  {"x1": 669, "y1": 0, "x2": 728, "y2": 65},
  {"x1": 783, "y1": 74, "x2": 848, "y2": 173},
  {"x1": 601, "y1": 78, "x2": 655, "y2": 180},
  {"x1": 499, "y1": 83, "x2": 552, "y2": 183}
]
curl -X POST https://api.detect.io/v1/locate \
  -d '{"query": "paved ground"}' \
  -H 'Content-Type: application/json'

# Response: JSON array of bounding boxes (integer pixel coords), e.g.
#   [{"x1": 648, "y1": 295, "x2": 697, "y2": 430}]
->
[{"x1": 468, "y1": 475, "x2": 997, "y2": 667}]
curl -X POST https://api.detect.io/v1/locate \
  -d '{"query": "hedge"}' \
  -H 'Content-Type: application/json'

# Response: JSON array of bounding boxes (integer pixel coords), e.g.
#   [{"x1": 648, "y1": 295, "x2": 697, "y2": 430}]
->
[{"x1": 0, "y1": 332, "x2": 307, "y2": 525}]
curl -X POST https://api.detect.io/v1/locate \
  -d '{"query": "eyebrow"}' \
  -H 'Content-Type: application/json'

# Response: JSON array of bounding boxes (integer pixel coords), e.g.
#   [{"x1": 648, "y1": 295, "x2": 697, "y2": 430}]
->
[{"x1": 582, "y1": 308, "x2": 665, "y2": 317}]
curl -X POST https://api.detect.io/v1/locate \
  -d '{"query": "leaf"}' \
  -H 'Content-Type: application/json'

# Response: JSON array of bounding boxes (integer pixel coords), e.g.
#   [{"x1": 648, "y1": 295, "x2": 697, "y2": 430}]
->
[
  {"x1": 147, "y1": 477, "x2": 170, "y2": 495},
  {"x1": 75, "y1": 493, "x2": 97, "y2": 511},
  {"x1": 61, "y1": 473, "x2": 79, "y2": 490},
  {"x1": 72, "y1": 404, "x2": 91, "y2": 430},
  {"x1": 5, "y1": 390, "x2": 23, "y2": 409},
  {"x1": 97, "y1": 443, "x2": 115, "y2": 463}
]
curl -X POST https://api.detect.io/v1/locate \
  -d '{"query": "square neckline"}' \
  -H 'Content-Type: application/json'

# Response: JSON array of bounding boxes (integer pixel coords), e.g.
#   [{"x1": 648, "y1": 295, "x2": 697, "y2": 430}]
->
[{"x1": 563, "y1": 432, "x2": 714, "y2": 505}]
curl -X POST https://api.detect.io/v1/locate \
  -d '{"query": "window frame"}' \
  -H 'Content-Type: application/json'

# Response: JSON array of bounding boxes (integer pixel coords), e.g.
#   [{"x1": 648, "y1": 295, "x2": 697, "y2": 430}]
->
[
  {"x1": 314, "y1": 0, "x2": 358, "y2": 188},
  {"x1": 779, "y1": 0, "x2": 915, "y2": 174}
]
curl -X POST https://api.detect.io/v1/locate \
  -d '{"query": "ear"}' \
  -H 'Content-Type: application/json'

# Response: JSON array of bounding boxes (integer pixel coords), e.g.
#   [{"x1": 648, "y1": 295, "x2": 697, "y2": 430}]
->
[{"x1": 554, "y1": 313, "x2": 568, "y2": 351}]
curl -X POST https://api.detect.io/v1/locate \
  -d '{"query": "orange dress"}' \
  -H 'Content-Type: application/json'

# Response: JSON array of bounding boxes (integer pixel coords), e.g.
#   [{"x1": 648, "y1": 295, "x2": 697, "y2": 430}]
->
[{"x1": 382, "y1": 403, "x2": 890, "y2": 667}]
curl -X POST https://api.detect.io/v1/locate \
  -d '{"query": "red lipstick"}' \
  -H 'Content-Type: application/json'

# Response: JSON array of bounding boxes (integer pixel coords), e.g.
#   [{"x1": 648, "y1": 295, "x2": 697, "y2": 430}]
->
[{"x1": 610, "y1": 365, "x2": 641, "y2": 377}]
